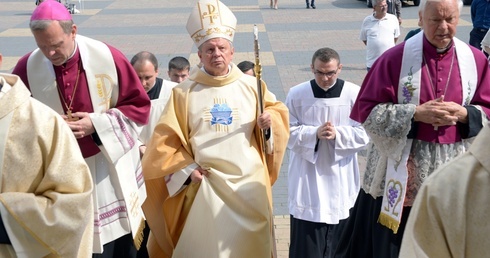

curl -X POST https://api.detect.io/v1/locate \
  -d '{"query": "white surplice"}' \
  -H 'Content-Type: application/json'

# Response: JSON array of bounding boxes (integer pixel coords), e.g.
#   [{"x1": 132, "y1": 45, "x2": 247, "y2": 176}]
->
[
  {"x1": 287, "y1": 80, "x2": 370, "y2": 224},
  {"x1": 139, "y1": 79, "x2": 176, "y2": 145}
]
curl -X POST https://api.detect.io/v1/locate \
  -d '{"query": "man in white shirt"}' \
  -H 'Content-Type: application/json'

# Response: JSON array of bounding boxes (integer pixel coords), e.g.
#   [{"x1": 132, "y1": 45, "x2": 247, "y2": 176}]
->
[{"x1": 360, "y1": 0, "x2": 400, "y2": 70}]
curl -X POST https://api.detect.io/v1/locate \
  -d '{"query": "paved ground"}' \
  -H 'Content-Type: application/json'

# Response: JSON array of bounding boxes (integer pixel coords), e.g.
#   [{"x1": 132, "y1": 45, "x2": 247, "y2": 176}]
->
[{"x1": 0, "y1": 0, "x2": 474, "y2": 257}]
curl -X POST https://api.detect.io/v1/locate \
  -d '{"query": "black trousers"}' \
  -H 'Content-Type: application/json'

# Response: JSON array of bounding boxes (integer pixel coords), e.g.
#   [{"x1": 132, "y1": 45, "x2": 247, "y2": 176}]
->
[
  {"x1": 333, "y1": 189, "x2": 411, "y2": 258},
  {"x1": 289, "y1": 215, "x2": 348, "y2": 258}
]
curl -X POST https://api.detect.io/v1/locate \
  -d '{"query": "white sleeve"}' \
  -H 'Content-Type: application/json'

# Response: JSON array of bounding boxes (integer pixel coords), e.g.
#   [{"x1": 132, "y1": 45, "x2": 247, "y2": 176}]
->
[{"x1": 165, "y1": 163, "x2": 199, "y2": 197}]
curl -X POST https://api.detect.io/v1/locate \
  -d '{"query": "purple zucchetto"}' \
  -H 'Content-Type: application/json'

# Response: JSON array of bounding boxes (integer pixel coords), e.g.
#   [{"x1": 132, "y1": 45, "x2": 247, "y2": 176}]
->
[{"x1": 31, "y1": 0, "x2": 72, "y2": 21}]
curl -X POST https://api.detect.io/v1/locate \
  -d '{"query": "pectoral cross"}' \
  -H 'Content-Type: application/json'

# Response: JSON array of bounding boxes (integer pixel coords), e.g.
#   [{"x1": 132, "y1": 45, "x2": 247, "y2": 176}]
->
[{"x1": 66, "y1": 109, "x2": 79, "y2": 121}]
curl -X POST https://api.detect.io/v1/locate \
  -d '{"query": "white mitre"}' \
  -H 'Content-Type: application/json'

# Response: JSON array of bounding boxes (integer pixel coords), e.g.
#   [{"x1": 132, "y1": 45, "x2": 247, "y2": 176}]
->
[{"x1": 186, "y1": 0, "x2": 237, "y2": 47}]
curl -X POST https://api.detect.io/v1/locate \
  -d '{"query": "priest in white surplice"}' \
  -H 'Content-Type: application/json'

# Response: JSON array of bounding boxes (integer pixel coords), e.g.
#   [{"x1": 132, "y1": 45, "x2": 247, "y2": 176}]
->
[
  {"x1": 0, "y1": 52, "x2": 93, "y2": 257},
  {"x1": 130, "y1": 51, "x2": 177, "y2": 147},
  {"x1": 286, "y1": 47, "x2": 369, "y2": 258}
]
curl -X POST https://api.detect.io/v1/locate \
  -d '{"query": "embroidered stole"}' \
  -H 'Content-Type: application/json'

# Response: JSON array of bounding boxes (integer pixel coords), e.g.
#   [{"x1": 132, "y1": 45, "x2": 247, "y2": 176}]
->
[
  {"x1": 26, "y1": 35, "x2": 118, "y2": 113},
  {"x1": 379, "y1": 32, "x2": 477, "y2": 233},
  {"x1": 26, "y1": 36, "x2": 146, "y2": 248}
]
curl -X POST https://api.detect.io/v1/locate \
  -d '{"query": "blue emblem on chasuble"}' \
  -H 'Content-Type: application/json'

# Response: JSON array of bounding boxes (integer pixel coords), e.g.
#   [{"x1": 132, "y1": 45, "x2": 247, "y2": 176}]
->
[{"x1": 210, "y1": 103, "x2": 233, "y2": 125}]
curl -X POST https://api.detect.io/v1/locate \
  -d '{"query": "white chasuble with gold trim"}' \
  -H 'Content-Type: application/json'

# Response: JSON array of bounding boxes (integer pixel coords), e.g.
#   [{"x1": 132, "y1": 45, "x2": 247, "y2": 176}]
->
[{"x1": 172, "y1": 75, "x2": 272, "y2": 258}]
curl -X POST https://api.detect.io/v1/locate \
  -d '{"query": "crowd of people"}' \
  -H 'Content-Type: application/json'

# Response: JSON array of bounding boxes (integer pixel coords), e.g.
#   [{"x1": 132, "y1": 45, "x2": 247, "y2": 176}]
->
[{"x1": 1, "y1": 0, "x2": 490, "y2": 257}]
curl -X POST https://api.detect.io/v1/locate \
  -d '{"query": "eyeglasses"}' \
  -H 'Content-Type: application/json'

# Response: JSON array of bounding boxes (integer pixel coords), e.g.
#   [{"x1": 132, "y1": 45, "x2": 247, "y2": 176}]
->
[{"x1": 314, "y1": 68, "x2": 338, "y2": 78}]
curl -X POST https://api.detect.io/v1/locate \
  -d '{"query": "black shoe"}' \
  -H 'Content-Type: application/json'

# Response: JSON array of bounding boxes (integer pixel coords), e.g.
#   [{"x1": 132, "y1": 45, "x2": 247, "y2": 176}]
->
[
  {"x1": 311, "y1": 4, "x2": 316, "y2": 8},
  {"x1": 306, "y1": 4, "x2": 310, "y2": 8}
]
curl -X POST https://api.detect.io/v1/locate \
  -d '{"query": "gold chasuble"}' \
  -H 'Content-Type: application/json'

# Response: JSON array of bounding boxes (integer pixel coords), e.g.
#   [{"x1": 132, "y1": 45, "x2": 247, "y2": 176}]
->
[{"x1": 142, "y1": 64, "x2": 289, "y2": 258}]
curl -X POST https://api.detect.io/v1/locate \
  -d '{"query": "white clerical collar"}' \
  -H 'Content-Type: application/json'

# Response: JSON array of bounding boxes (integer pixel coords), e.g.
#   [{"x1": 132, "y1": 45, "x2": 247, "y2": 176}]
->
[
  {"x1": 67, "y1": 43, "x2": 78, "y2": 61},
  {"x1": 436, "y1": 41, "x2": 453, "y2": 53}
]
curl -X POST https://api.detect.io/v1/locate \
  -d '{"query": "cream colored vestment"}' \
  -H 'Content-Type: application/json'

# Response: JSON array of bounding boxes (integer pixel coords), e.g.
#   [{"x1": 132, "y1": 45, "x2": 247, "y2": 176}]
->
[
  {"x1": 0, "y1": 73, "x2": 93, "y2": 257},
  {"x1": 142, "y1": 64, "x2": 289, "y2": 258}
]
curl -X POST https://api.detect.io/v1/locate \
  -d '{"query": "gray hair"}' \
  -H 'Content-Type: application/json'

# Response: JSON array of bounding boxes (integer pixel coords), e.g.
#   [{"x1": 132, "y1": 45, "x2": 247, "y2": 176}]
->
[
  {"x1": 30, "y1": 20, "x2": 74, "y2": 35},
  {"x1": 419, "y1": 0, "x2": 463, "y2": 14},
  {"x1": 374, "y1": 0, "x2": 386, "y2": 7}
]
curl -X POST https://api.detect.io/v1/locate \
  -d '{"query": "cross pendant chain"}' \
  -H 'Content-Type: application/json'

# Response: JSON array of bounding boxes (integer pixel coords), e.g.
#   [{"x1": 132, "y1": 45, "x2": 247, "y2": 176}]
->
[
  {"x1": 56, "y1": 60, "x2": 81, "y2": 122},
  {"x1": 66, "y1": 109, "x2": 79, "y2": 121}
]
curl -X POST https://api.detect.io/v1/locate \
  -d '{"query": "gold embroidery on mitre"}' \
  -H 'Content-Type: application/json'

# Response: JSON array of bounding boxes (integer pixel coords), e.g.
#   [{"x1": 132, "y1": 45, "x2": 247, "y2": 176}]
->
[
  {"x1": 201, "y1": 3, "x2": 219, "y2": 24},
  {"x1": 186, "y1": 0, "x2": 237, "y2": 47},
  {"x1": 193, "y1": 28, "x2": 235, "y2": 44}
]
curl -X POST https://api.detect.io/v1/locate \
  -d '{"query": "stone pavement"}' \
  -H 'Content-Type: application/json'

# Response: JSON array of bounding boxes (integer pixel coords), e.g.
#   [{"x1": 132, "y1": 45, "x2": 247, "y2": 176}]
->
[{"x1": 0, "y1": 0, "x2": 474, "y2": 257}]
